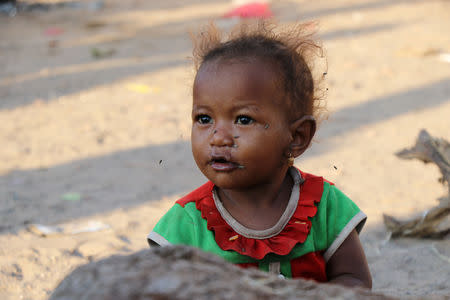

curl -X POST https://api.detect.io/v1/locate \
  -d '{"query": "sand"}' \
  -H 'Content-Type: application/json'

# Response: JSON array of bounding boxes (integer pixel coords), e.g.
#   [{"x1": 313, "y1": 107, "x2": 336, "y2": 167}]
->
[{"x1": 0, "y1": 0, "x2": 449, "y2": 299}]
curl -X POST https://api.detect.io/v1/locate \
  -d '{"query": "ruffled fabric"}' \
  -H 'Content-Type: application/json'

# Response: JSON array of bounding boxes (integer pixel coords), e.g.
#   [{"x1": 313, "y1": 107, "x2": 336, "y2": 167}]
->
[{"x1": 195, "y1": 169, "x2": 324, "y2": 260}]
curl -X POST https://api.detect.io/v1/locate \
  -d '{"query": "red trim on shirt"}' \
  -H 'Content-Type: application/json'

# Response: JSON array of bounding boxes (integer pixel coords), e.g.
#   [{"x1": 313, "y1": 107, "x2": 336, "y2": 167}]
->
[
  {"x1": 176, "y1": 181, "x2": 214, "y2": 207},
  {"x1": 290, "y1": 251, "x2": 327, "y2": 282},
  {"x1": 193, "y1": 168, "x2": 325, "y2": 260}
]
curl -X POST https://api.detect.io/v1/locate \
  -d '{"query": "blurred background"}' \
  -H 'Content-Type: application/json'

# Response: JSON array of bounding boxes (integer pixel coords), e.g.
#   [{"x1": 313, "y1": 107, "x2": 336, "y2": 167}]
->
[{"x1": 1, "y1": 0, "x2": 449, "y2": 299}]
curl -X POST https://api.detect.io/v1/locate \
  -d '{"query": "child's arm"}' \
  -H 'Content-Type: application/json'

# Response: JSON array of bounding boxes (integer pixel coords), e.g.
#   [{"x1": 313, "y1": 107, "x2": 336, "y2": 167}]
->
[{"x1": 326, "y1": 229, "x2": 372, "y2": 288}]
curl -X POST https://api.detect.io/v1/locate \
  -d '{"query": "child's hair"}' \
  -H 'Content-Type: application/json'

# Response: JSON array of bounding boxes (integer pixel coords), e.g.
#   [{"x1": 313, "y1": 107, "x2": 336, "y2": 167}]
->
[{"x1": 191, "y1": 21, "x2": 326, "y2": 121}]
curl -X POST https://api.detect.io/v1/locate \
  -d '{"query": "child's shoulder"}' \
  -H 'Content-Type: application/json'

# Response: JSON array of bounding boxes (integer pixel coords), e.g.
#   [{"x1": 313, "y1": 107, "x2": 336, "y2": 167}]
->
[
  {"x1": 176, "y1": 181, "x2": 214, "y2": 207},
  {"x1": 297, "y1": 168, "x2": 334, "y2": 186}
]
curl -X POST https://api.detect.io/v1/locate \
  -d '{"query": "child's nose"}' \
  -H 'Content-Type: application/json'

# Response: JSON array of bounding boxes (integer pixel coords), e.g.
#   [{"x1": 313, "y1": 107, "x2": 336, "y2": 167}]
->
[{"x1": 210, "y1": 123, "x2": 234, "y2": 147}]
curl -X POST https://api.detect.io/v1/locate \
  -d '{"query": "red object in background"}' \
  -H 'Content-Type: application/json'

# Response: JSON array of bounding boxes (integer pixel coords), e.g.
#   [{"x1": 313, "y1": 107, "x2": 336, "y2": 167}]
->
[
  {"x1": 44, "y1": 27, "x2": 64, "y2": 37},
  {"x1": 224, "y1": 2, "x2": 273, "y2": 19}
]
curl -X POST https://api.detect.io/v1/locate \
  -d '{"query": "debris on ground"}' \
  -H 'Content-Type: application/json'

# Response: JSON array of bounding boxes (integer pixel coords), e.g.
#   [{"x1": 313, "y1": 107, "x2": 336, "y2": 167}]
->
[
  {"x1": 61, "y1": 192, "x2": 82, "y2": 202},
  {"x1": 383, "y1": 129, "x2": 450, "y2": 238},
  {"x1": 27, "y1": 220, "x2": 110, "y2": 237},
  {"x1": 90, "y1": 47, "x2": 116, "y2": 59},
  {"x1": 126, "y1": 83, "x2": 160, "y2": 94},
  {"x1": 0, "y1": 0, "x2": 104, "y2": 16},
  {"x1": 224, "y1": 1, "x2": 273, "y2": 19},
  {"x1": 0, "y1": 0, "x2": 16, "y2": 16},
  {"x1": 44, "y1": 27, "x2": 64, "y2": 37}
]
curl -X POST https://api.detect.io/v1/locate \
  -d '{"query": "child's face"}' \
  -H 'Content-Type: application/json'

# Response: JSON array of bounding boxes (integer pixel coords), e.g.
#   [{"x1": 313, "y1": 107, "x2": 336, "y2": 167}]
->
[{"x1": 191, "y1": 59, "x2": 293, "y2": 189}]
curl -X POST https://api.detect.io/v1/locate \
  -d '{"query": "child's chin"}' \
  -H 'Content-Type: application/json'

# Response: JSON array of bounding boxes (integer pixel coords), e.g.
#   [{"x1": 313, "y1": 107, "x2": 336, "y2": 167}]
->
[
  {"x1": 200, "y1": 169, "x2": 255, "y2": 189},
  {"x1": 210, "y1": 177, "x2": 253, "y2": 190}
]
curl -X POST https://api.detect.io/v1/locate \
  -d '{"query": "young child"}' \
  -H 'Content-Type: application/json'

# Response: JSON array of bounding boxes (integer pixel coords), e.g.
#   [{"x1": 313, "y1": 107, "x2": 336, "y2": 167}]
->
[{"x1": 148, "y1": 22, "x2": 372, "y2": 288}]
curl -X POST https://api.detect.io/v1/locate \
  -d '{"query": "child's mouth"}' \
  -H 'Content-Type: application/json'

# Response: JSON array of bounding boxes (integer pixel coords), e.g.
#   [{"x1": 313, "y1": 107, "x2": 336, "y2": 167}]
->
[{"x1": 209, "y1": 157, "x2": 242, "y2": 171}]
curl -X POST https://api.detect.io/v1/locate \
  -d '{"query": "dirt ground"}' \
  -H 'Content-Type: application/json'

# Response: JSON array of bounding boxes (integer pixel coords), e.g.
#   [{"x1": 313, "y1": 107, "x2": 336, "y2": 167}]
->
[{"x1": 0, "y1": 0, "x2": 449, "y2": 299}]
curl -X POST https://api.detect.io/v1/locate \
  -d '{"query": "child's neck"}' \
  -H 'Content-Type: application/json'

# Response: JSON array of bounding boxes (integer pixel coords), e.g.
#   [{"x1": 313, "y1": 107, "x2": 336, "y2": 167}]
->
[{"x1": 217, "y1": 170, "x2": 294, "y2": 231}]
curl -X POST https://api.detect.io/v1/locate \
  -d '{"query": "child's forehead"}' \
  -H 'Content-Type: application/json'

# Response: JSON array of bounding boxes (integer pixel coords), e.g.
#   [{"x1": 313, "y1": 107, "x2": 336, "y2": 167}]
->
[
  {"x1": 195, "y1": 60, "x2": 278, "y2": 93},
  {"x1": 193, "y1": 59, "x2": 293, "y2": 117},
  {"x1": 195, "y1": 57, "x2": 283, "y2": 89}
]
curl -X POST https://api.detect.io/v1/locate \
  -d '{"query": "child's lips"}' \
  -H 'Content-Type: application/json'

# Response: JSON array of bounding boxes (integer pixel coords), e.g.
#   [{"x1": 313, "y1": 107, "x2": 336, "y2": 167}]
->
[
  {"x1": 209, "y1": 154, "x2": 242, "y2": 171},
  {"x1": 210, "y1": 160, "x2": 241, "y2": 171}
]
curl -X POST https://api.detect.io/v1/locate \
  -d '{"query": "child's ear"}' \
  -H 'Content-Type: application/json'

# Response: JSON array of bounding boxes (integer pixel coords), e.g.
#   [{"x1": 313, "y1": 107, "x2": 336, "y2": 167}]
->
[{"x1": 289, "y1": 115, "x2": 316, "y2": 157}]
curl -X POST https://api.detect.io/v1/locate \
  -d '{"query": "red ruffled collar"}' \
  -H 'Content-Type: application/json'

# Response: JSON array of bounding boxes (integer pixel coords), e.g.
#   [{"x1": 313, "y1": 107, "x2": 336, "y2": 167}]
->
[{"x1": 195, "y1": 168, "x2": 324, "y2": 260}]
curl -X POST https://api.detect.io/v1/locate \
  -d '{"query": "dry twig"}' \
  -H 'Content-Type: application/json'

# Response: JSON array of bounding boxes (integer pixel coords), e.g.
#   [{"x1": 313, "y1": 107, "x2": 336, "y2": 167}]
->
[{"x1": 383, "y1": 130, "x2": 450, "y2": 238}]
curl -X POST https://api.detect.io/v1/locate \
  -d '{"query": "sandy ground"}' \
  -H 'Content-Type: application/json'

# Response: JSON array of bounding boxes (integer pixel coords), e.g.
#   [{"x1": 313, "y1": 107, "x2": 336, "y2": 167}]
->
[{"x1": 0, "y1": 0, "x2": 449, "y2": 299}]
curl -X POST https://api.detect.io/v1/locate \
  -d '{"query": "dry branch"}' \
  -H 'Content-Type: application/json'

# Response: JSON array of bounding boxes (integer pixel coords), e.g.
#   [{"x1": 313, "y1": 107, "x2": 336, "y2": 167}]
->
[{"x1": 383, "y1": 129, "x2": 450, "y2": 238}]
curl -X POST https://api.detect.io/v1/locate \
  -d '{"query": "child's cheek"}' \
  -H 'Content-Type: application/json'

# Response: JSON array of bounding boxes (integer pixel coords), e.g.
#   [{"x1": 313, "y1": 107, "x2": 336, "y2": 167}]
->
[{"x1": 191, "y1": 131, "x2": 208, "y2": 161}]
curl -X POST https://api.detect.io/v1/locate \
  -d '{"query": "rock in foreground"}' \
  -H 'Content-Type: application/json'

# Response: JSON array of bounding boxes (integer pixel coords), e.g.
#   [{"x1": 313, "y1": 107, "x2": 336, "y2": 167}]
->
[{"x1": 50, "y1": 245, "x2": 393, "y2": 300}]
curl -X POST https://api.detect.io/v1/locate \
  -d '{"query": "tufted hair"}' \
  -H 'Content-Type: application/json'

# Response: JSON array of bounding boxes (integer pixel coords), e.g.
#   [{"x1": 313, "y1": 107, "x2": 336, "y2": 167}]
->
[{"x1": 191, "y1": 21, "x2": 327, "y2": 120}]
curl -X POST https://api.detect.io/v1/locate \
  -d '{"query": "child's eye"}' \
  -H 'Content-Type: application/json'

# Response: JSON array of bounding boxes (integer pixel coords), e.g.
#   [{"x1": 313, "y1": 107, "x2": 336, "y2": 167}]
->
[
  {"x1": 196, "y1": 114, "x2": 213, "y2": 124},
  {"x1": 236, "y1": 115, "x2": 254, "y2": 125}
]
